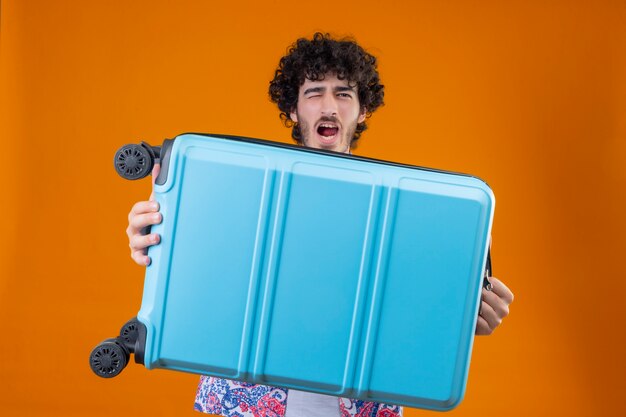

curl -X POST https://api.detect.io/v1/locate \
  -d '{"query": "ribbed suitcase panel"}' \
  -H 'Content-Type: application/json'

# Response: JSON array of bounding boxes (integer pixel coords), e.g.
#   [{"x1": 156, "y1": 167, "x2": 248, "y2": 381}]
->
[{"x1": 137, "y1": 133, "x2": 494, "y2": 410}]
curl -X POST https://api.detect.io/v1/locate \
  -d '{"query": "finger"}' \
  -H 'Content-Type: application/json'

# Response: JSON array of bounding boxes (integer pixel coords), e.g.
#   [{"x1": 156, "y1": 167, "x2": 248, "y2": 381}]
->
[
  {"x1": 149, "y1": 163, "x2": 161, "y2": 201},
  {"x1": 478, "y1": 299, "x2": 501, "y2": 330},
  {"x1": 128, "y1": 212, "x2": 162, "y2": 232},
  {"x1": 475, "y1": 315, "x2": 493, "y2": 336},
  {"x1": 488, "y1": 276, "x2": 514, "y2": 304},
  {"x1": 129, "y1": 233, "x2": 160, "y2": 252},
  {"x1": 152, "y1": 163, "x2": 161, "y2": 183},
  {"x1": 481, "y1": 289, "x2": 510, "y2": 319},
  {"x1": 129, "y1": 200, "x2": 160, "y2": 218},
  {"x1": 131, "y1": 249, "x2": 151, "y2": 266}
]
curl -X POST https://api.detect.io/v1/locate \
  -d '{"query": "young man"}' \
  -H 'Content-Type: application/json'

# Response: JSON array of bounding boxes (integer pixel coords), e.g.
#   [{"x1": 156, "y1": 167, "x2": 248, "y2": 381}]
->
[{"x1": 126, "y1": 33, "x2": 514, "y2": 417}]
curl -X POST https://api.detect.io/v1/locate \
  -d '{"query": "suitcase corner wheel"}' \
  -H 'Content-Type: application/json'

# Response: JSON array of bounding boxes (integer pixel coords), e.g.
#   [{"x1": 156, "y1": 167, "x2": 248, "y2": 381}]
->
[
  {"x1": 89, "y1": 318, "x2": 146, "y2": 378},
  {"x1": 89, "y1": 338, "x2": 130, "y2": 378},
  {"x1": 113, "y1": 141, "x2": 161, "y2": 180}
]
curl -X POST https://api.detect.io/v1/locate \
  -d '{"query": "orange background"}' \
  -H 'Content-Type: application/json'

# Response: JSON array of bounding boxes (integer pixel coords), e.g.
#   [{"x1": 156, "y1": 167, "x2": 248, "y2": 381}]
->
[{"x1": 1, "y1": 1, "x2": 625, "y2": 416}]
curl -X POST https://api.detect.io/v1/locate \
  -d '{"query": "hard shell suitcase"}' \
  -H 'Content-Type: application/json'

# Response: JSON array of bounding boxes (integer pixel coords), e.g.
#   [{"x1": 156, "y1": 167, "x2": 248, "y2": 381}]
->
[{"x1": 90, "y1": 133, "x2": 495, "y2": 411}]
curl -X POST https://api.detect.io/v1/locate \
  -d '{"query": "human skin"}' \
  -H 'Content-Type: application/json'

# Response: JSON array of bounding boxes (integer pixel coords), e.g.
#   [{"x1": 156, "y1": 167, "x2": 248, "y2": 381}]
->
[
  {"x1": 290, "y1": 74, "x2": 366, "y2": 153},
  {"x1": 126, "y1": 74, "x2": 513, "y2": 335}
]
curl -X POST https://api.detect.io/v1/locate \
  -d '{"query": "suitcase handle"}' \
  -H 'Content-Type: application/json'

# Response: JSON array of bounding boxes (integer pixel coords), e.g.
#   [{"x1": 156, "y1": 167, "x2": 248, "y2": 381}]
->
[{"x1": 483, "y1": 249, "x2": 493, "y2": 291}]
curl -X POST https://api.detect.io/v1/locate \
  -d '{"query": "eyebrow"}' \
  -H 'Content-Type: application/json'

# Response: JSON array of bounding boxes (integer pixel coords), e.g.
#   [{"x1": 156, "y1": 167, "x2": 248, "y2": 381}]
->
[{"x1": 303, "y1": 85, "x2": 357, "y2": 95}]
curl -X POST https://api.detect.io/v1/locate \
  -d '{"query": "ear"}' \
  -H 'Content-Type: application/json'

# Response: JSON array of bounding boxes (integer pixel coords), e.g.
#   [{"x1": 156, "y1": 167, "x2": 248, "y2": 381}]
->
[
  {"x1": 358, "y1": 107, "x2": 367, "y2": 124},
  {"x1": 290, "y1": 110, "x2": 298, "y2": 123}
]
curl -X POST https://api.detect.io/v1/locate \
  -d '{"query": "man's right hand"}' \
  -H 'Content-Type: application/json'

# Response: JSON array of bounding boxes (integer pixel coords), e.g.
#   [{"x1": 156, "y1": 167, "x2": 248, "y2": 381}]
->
[{"x1": 126, "y1": 164, "x2": 162, "y2": 266}]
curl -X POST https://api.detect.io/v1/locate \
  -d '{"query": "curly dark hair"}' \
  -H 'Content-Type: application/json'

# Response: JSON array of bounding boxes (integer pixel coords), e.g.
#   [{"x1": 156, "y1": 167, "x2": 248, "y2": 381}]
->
[{"x1": 269, "y1": 33, "x2": 384, "y2": 147}]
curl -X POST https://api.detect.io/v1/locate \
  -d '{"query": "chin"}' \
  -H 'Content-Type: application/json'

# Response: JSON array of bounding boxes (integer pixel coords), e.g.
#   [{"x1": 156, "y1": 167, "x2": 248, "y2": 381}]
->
[{"x1": 306, "y1": 135, "x2": 347, "y2": 152}]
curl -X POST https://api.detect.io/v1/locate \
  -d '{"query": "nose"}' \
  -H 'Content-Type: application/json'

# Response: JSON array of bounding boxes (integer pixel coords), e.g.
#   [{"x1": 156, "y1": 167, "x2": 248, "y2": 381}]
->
[{"x1": 320, "y1": 92, "x2": 338, "y2": 116}]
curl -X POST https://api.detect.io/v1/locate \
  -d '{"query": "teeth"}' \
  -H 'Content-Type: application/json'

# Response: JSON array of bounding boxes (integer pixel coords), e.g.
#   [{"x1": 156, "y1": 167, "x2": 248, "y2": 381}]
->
[{"x1": 318, "y1": 123, "x2": 339, "y2": 139}]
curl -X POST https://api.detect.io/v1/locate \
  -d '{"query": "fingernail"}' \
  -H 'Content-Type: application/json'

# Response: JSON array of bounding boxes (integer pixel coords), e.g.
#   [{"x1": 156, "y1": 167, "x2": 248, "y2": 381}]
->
[
  {"x1": 151, "y1": 202, "x2": 159, "y2": 210},
  {"x1": 153, "y1": 213, "x2": 161, "y2": 222}
]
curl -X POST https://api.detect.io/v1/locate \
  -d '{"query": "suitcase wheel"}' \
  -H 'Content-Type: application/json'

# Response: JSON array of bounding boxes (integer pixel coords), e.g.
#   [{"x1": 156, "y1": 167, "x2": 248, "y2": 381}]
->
[
  {"x1": 89, "y1": 338, "x2": 129, "y2": 378},
  {"x1": 119, "y1": 318, "x2": 139, "y2": 352},
  {"x1": 114, "y1": 143, "x2": 154, "y2": 180}
]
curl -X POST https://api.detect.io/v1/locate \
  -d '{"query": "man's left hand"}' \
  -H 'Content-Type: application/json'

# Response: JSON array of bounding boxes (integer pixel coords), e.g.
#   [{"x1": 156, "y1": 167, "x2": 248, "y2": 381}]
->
[{"x1": 476, "y1": 277, "x2": 514, "y2": 335}]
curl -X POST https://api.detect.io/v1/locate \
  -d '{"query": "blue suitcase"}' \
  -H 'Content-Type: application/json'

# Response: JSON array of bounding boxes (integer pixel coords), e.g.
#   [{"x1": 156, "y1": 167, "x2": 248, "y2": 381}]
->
[{"x1": 90, "y1": 133, "x2": 495, "y2": 411}]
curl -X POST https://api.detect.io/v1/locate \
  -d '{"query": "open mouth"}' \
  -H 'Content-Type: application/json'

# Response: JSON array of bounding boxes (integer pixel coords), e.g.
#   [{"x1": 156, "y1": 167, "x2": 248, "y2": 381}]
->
[{"x1": 317, "y1": 123, "x2": 339, "y2": 139}]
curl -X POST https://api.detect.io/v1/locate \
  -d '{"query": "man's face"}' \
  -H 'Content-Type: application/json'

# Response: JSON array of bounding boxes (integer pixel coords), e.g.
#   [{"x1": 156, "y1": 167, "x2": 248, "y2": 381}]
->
[{"x1": 290, "y1": 73, "x2": 367, "y2": 154}]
